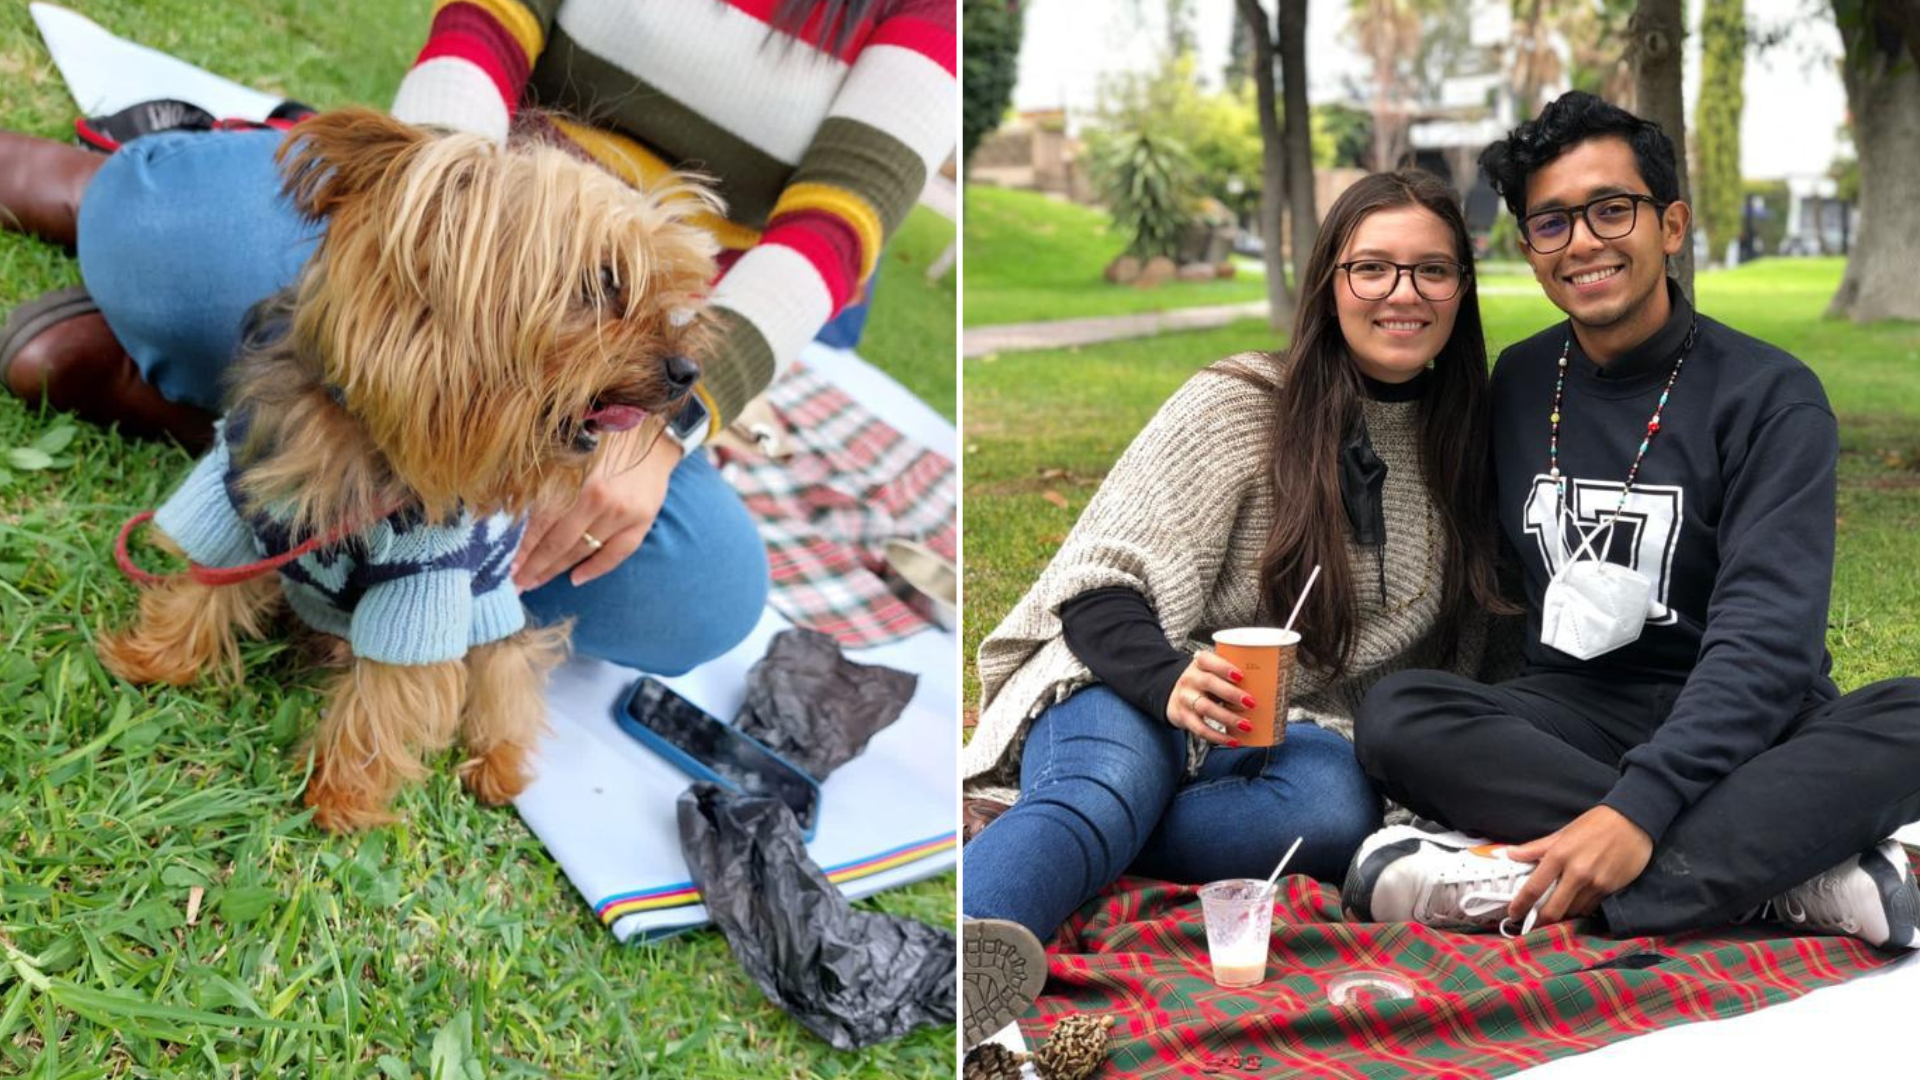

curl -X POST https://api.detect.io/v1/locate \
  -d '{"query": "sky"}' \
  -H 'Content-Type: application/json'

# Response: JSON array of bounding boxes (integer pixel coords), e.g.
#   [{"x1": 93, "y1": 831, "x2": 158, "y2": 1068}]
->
[{"x1": 1010, "y1": 0, "x2": 1849, "y2": 181}]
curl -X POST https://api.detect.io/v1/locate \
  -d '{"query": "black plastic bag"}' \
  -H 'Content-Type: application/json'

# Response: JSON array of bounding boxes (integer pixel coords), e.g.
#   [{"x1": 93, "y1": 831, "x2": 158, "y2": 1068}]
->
[
  {"x1": 733, "y1": 628, "x2": 918, "y2": 779},
  {"x1": 676, "y1": 783, "x2": 955, "y2": 1050}
]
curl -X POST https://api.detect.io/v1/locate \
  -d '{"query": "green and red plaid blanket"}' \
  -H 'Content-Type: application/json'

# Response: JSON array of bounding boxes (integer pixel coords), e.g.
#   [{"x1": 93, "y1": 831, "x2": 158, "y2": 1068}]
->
[{"x1": 1025, "y1": 858, "x2": 1918, "y2": 1079}]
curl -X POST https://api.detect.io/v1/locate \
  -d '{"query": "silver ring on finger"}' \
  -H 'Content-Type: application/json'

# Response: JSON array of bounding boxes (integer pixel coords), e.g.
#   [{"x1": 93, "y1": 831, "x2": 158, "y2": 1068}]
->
[{"x1": 1189, "y1": 690, "x2": 1204, "y2": 714}]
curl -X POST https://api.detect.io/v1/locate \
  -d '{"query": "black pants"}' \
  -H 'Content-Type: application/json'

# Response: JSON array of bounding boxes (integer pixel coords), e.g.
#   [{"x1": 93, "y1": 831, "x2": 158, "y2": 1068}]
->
[{"x1": 1354, "y1": 669, "x2": 1920, "y2": 935}]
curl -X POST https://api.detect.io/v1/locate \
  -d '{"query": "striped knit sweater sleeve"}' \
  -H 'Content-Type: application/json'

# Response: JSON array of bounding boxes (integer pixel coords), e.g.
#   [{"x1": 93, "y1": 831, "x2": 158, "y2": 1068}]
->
[{"x1": 388, "y1": 0, "x2": 957, "y2": 427}]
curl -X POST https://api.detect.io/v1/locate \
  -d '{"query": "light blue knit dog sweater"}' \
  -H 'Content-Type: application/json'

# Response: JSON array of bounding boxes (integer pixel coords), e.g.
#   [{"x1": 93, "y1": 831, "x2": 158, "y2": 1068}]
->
[{"x1": 152, "y1": 418, "x2": 527, "y2": 666}]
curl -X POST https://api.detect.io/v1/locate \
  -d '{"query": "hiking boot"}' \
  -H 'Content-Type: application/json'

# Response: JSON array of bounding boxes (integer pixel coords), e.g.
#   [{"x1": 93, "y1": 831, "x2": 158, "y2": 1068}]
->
[
  {"x1": 962, "y1": 917, "x2": 1047, "y2": 1048},
  {"x1": 1342, "y1": 823, "x2": 1537, "y2": 932},
  {"x1": 1762, "y1": 839, "x2": 1920, "y2": 950}
]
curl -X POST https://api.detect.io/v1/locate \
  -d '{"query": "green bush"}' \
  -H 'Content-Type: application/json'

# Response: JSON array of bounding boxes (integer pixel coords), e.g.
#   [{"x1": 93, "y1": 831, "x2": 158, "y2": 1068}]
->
[{"x1": 1086, "y1": 131, "x2": 1200, "y2": 260}]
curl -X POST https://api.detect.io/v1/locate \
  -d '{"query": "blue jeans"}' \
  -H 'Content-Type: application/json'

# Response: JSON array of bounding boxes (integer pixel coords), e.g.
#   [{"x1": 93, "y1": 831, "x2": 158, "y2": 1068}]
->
[
  {"x1": 77, "y1": 131, "x2": 767, "y2": 674},
  {"x1": 962, "y1": 685, "x2": 1382, "y2": 941}
]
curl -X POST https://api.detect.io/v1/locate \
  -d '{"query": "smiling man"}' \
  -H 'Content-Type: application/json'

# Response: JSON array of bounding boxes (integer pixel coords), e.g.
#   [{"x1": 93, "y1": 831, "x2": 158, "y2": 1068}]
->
[{"x1": 1339, "y1": 92, "x2": 1920, "y2": 949}]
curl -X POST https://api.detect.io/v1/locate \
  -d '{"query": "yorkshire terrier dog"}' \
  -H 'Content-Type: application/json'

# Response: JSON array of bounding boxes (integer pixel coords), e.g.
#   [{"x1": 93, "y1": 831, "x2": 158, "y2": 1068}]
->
[{"x1": 99, "y1": 108, "x2": 718, "y2": 831}]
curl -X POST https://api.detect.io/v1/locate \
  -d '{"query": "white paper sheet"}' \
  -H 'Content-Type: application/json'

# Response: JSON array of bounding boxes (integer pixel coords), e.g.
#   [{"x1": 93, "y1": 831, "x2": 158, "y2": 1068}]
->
[
  {"x1": 514, "y1": 343, "x2": 958, "y2": 941},
  {"x1": 31, "y1": 3, "x2": 285, "y2": 121}
]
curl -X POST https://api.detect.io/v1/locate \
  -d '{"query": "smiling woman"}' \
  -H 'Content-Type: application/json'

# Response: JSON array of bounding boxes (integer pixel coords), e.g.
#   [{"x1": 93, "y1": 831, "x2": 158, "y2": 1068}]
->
[{"x1": 1331, "y1": 206, "x2": 1472, "y2": 385}]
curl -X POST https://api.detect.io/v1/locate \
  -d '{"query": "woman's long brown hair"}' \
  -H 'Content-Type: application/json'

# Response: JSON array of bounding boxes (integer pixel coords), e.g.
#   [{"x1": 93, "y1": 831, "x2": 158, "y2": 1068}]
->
[{"x1": 1232, "y1": 169, "x2": 1510, "y2": 676}]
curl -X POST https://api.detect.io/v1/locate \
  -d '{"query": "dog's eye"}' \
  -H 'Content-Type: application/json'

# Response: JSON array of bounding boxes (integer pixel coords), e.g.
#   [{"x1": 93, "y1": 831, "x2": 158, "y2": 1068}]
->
[{"x1": 594, "y1": 265, "x2": 624, "y2": 312}]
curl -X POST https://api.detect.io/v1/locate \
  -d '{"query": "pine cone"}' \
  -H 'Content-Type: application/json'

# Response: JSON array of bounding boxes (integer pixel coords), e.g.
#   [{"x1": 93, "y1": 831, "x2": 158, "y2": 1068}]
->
[
  {"x1": 1029, "y1": 1013, "x2": 1115, "y2": 1080},
  {"x1": 964, "y1": 1041, "x2": 1027, "y2": 1080}
]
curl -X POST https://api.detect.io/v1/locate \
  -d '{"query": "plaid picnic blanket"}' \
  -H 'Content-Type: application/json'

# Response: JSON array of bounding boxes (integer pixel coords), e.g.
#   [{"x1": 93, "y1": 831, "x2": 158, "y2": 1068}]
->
[
  {"x1": 714, "y1": 364, "x2": 956, "y2": 649},
  {"x1": 1025, "y1": 855, "x2": 1919, "y2": 1079}
]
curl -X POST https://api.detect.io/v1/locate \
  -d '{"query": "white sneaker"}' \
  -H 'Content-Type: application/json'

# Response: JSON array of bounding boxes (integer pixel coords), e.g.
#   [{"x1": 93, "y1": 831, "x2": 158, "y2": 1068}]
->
[
  {"x1": 1342, "y1": 824, "x2": 1539, "y2": 932},
  {"x1": 1765, "y1": 839, "x2": 1920, "y2": 950}
]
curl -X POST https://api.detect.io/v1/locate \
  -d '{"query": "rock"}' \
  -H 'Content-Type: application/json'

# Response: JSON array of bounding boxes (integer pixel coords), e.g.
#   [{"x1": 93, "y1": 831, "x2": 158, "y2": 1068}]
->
[
  {"x1": 1176, "y1": 261, "x2": 1216, "y2": 282},
  {"x1": 1104, "y1": 254, "x2": 1141, "y2": 284},
  {"x1": 1216, "y1": 261, "x2": 1236, "y2": 279},
  {"x1": 1134, "y1": 255, "x2": 1176, "y2": 289}
]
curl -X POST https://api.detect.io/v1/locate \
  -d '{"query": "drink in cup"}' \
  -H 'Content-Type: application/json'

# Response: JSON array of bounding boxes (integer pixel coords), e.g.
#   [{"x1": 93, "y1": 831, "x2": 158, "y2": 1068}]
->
[
  {"x1": 1198, "y1": 879, "x2": 1276, "y2": 988},
  {"x1": 1211, "y1": 627, "x2": 1300, "y2": 747}
]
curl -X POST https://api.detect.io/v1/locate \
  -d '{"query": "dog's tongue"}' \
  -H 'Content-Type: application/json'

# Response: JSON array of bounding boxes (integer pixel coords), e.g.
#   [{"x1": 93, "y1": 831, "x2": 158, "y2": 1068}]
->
[{"x1": 585, "y1": 404, "x2": 648, "y2": 431}]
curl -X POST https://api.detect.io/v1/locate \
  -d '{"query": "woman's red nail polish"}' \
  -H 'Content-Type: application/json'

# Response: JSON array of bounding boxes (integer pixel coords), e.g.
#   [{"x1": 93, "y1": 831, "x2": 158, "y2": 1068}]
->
[
  {"x1": 1237, "y1": 720, "x2": 1252, "y2": 732},
  {"x1": 1242, "y1": 695, "x2": 1257, "y2": 709},
  {"x1": 1229, "y1": 671, "x2": 1243, "y2": 683},
  {"x1": 1228, "y1": 740, "x2": 1242, "y2": 748}
]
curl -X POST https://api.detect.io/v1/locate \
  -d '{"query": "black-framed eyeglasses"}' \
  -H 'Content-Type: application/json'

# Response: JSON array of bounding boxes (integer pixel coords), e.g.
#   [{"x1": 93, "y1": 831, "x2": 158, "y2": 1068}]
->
[
  {"x1": 1520, "y1": 194, "x2": 1667, "y2": 253},
  {"x1": 1335, "y1": 260, "x2": 1469, "y2": 302}
]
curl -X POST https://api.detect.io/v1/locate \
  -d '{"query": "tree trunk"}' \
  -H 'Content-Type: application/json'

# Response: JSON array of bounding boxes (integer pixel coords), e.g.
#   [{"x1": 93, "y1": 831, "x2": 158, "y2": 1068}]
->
[
  {"x1": 1278, "y1": 0, "x2": 1317, "y2": 295},
  {"x1": 1629, "y1": 0, "x2": 1694, "y2": 301},
  {"x1": 1826, "y1": 20, "x2": 1920, "y2": 322},
  {"x1": 1513, "y1": 0, "x2": 1546, "y2": 116},
  {"x1": 1237, "y1": 0, "x2": 1295, "y2": 331}
]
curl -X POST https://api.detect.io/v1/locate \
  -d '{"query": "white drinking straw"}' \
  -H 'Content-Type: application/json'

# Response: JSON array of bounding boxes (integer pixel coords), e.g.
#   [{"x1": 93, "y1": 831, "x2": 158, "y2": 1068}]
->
[
  {"x1": 1283, "y1": 564, "x2": 1322, "y2": 634},
  {"x1": 1264, "y1": 835, "x2": 1305, "y2": 893}
]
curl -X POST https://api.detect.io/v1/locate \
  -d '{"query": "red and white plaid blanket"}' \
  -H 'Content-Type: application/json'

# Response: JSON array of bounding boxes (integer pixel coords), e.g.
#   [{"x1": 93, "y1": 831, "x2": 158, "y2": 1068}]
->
[{"x1": 714, "y1": 365, "x2": 955, "y2": 648}]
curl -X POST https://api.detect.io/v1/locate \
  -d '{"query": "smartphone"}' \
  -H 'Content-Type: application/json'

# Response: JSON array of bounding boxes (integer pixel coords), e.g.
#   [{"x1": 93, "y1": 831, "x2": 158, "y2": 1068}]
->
[{"x1": 616, "y1": 677, "x2": 822, "y2": 839}]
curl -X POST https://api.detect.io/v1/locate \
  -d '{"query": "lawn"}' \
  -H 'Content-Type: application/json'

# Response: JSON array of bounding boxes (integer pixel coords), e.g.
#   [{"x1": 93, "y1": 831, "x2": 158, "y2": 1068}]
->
[
  {"x1": 962, "y1": 258, "x2": 1920, "y2": 714},
  {"x1": 961, "y1": 184, "x2": 1269, "y2": 327},
  {"x1": 0, "y1": 3, "x2": 956, "y2": 1078}
]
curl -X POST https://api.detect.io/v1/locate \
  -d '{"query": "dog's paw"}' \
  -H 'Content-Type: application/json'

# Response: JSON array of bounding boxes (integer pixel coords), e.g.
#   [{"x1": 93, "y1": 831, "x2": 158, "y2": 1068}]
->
[
  {"x1": 304, "y1": 772, "x2": 396, "y2": 833},
  {"x1": 97, "y1": 630, "x2": 205, "y2": 686},
  {"x1": 458, "y1": 748, "x2": 531, "y2": 805}
]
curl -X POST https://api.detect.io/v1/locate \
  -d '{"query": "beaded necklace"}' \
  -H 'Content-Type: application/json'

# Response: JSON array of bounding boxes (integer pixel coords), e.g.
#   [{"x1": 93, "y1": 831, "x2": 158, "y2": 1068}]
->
[{"x1": 1548, "y1": 321, "x2": 1696, "y2": 541}]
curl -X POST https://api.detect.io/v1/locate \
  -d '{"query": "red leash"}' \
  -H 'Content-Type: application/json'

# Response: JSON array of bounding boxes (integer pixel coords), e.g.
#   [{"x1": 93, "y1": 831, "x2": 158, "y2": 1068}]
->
[{"x1": 115, "y1": 509, "x2": 375, "y2": 588}]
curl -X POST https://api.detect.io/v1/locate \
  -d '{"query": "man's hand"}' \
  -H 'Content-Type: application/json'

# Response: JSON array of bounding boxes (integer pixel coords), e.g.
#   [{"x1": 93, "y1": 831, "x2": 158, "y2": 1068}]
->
[
  {"x1": 1505, "y1": 805, "x2": 1654, "y2": 927},
  {"x1": 513, "y1": 429, "x2": 682, "y2": 591}
]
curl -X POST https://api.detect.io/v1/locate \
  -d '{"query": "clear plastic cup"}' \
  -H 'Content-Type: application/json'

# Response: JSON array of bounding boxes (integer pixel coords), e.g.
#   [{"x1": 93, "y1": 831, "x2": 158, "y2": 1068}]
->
[{"x1": 1198, "y1": 879, "x2": 1276, "y2": 988}]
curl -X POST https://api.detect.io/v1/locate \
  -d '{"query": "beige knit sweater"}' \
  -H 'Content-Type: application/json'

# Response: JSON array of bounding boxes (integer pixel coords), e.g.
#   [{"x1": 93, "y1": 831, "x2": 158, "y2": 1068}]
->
[{"x1": 964, "y1": 352, "x2": 1487, "y2": 800}]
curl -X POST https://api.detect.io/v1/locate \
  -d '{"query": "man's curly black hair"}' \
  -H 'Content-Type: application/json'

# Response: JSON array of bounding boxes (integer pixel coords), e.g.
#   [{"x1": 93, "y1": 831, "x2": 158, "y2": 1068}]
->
[{"x1": 1479, "y1": 91, "x2": 1681, "y2": 221}]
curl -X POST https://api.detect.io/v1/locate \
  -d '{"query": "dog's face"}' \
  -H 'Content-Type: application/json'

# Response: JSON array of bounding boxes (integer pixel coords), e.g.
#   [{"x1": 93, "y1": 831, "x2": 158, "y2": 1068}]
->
[{"x1": 276, "y1": 109, "x2": 720, "y2": 518}]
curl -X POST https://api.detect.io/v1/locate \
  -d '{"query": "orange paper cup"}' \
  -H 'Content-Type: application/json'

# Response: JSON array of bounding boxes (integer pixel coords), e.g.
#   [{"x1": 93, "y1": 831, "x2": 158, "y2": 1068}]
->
[{"x1": 1211, "y1": 627, "x2": 1300, "y2": 747}]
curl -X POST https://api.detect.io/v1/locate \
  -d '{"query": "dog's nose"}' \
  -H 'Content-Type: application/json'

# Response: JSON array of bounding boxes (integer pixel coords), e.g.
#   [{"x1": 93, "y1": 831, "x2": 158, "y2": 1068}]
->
[{"x1": 663, "y1": 354, "x2": 700, "y2": 393}]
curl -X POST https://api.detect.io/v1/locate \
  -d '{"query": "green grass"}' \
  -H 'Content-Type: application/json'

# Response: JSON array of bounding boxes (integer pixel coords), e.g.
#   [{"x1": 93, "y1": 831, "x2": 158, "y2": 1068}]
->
[
  {"x1": 863, "y1": 206, "x2": 957, "y2": 421},
  {"x1": 962, "y1": 258, "x2": 1920, "y2": 713},
  {"x1": 0, "y1": 3, "x2": 955, "y2": 1077},
  {"x1": 961, "y1": 185, "x2": 1269, "y2": 327}
]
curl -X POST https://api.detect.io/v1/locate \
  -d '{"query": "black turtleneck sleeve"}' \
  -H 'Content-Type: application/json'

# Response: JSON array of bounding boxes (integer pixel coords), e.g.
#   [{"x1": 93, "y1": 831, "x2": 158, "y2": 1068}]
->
[{"x1": 1059, "y1": 587, "x2": 1192, "y2": 723}]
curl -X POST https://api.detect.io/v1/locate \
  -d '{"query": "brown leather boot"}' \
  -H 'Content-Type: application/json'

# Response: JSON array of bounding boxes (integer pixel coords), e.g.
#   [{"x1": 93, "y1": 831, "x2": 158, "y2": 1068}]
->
[
  {"x1": 0, "y1": 131, "x2": 108, "y2": 249},
  {"x1": 3, "y1": 300, "x2": 214, "y2": 452}
]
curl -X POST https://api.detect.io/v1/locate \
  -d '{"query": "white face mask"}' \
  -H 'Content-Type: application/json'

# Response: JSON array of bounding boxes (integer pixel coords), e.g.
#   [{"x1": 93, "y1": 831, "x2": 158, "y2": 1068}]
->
[{"x1": 1540, "y1": 511, "x2": 1666, "y2": 661}]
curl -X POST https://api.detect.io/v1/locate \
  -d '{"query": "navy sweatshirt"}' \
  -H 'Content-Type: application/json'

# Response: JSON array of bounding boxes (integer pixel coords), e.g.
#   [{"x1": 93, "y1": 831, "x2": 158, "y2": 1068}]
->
[{"x1": 1490, "y1": 280, "x2": 1840, "y2": 843}]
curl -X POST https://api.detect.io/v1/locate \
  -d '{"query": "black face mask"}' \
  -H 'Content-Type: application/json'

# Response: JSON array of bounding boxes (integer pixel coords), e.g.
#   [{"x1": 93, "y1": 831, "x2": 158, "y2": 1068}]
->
[
  {"x1": 1340, "y1": 418, "x2": 1390, "y2": 603},
  {"x1": 1340, "y1": 419, "x2": 1387, "y2": 548}
]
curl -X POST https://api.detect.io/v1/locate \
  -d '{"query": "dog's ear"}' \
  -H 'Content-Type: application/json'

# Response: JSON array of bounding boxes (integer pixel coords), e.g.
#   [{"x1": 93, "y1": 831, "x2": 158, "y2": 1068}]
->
[{"x1": 276, "y1": 107, "x2": 429, "y2": 221}]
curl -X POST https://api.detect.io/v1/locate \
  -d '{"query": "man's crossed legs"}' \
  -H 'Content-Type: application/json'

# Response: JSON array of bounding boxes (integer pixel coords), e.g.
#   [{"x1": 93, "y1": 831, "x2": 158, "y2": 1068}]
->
[{"x1": 1344, "y1": 670, "x2": 1920, "y2": 948}]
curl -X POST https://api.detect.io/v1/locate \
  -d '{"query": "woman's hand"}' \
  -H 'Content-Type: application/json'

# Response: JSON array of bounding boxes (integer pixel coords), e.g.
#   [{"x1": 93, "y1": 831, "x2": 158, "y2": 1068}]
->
[
  {"x1": 513, "y1": 428, "x2": 683, "y2": 591},
  {"x1": 1165, "y1": 650, "x2": 1257, "y2": 746}
]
